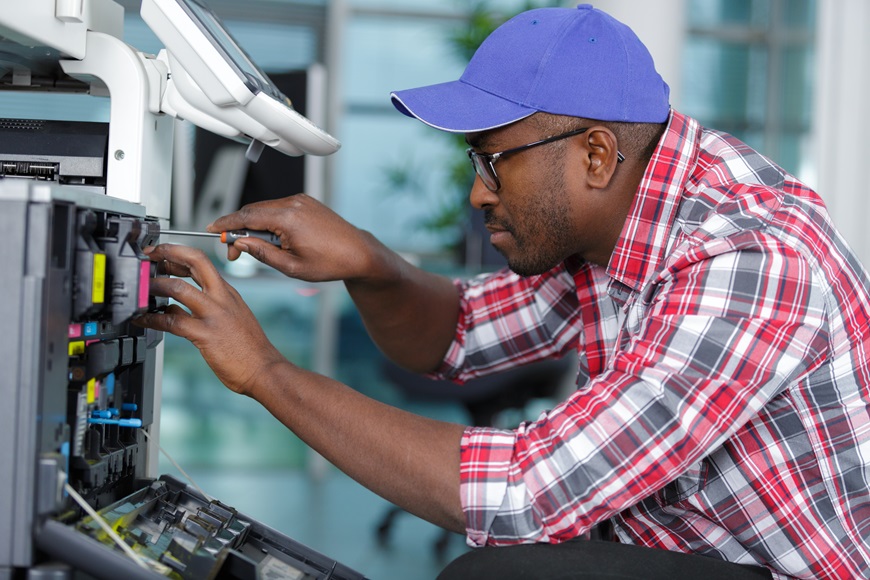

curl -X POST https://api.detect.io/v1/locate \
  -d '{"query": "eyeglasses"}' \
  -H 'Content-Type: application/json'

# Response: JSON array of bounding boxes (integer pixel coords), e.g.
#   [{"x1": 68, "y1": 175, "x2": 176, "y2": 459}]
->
[{"x1": 466, "y1": 127, "x2": 625, "y2": 192}]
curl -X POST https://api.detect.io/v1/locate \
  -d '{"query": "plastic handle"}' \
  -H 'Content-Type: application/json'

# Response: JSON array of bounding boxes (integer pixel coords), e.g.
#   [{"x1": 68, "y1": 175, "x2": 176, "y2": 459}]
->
[{"x1": 220, "y1": 229, "x2": 282, "y2": 247}]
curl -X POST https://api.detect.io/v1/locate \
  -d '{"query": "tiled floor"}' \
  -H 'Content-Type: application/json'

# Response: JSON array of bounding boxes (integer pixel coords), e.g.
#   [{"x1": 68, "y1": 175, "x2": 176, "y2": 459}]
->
[{"x1": 159, "y1": 464, "x2": 470, "y2": 580}]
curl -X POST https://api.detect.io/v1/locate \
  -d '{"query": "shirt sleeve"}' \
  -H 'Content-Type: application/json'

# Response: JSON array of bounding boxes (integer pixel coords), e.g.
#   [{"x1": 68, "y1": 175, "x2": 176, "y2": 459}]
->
[
  {"x1": 433, "y1": 261, "x2": 613, "y2": 383},
  {"x1": 460, "y1": 239, "x2": 830, "y2": 546}
]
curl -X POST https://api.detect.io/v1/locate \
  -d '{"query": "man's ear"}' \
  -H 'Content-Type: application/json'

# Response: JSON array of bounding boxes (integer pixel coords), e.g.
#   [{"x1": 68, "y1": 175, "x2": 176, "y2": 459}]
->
[{"x1": 584, "y1": 127, "x2": 620, "y2": 189}]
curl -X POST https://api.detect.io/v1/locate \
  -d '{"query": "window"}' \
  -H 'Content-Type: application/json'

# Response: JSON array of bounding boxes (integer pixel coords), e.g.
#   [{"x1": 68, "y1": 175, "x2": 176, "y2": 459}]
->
[{"x1": 682, "y1": 0, "x2": 816, "y2": 177}]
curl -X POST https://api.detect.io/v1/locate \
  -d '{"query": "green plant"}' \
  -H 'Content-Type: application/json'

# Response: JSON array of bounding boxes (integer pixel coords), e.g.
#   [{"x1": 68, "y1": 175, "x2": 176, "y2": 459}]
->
[{"x1": 382, "y1": 1, "x2": 563, "y2": 259}]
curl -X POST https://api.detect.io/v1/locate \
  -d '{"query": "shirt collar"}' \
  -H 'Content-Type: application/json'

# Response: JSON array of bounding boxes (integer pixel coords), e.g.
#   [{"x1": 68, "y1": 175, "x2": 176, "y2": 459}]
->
[{"x1": 605, "y1": 110, "x2": 701, "y2": 292}]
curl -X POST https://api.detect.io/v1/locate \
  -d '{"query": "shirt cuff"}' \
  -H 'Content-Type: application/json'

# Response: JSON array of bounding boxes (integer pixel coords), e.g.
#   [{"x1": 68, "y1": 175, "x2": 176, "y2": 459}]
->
[{"x1": 460, "y1": 425, "x2": 517, "y2": 547}]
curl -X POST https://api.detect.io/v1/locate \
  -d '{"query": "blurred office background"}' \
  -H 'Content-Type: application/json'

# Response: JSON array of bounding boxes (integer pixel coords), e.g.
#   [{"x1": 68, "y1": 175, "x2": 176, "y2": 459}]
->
[{"x1": 3, "y1": 0, "x2": 869, "y2": 577}]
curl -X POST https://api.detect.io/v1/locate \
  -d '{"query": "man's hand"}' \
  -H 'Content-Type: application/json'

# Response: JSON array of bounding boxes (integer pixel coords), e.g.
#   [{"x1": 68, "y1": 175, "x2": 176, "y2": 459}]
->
[
  {"x1": 134, "y1": 243, "x2": 467, "y2": 535},
  {"x1": 206, "y1": 193, "x2": 460, "y2": 373},
  {"x1": 134, "y1": 243, "x2": 286, "y2": 397},
  {"x1": 207, "y1": 194, "x2": 380, "y2": 283}
]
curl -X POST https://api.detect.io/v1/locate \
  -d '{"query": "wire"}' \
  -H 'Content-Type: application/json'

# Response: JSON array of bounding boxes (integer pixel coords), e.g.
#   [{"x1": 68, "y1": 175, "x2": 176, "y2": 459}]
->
[
  {"x1": 142, "y1": 428, "x2": 212, "y2": 501},
  {"x1": 63, "y1": 480, "x2": 150, "y2": 571},
  {"x1": 60, "y1": 428, "x2": 212, "y2": 575},
  {"x1": 60, "y1": 427, "x2": 212, "y2": 575}
]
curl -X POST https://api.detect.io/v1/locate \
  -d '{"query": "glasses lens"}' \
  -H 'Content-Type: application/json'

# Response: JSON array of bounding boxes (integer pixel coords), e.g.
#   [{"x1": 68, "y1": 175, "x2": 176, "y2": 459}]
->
[{"x1": 469, "y1": 153, "x2": 499, "y2": 191}]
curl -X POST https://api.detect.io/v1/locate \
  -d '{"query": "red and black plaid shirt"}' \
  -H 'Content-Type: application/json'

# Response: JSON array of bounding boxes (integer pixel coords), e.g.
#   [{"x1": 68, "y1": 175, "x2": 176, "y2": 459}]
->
[{"x1": 435, "y1": 110, "x2": 870, "y2": 579}]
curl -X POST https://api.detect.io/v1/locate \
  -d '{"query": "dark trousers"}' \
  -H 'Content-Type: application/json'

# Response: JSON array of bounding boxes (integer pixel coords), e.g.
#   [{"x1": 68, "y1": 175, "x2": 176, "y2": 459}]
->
[{"x1": 437, "y1": 539, "x2": 773, "y2": 580}]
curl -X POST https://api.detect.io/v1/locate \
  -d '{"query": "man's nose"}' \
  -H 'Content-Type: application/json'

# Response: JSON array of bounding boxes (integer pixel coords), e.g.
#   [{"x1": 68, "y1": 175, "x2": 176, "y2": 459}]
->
[{"x1": 469, "y1": 175, "x2": 498, "y2": 210}]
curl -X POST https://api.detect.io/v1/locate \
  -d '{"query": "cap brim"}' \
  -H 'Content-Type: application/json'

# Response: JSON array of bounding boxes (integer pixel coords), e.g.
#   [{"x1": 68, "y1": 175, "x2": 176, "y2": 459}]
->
[{"x1": 391, "y1": 79, "x2": 534, "y2": 133}]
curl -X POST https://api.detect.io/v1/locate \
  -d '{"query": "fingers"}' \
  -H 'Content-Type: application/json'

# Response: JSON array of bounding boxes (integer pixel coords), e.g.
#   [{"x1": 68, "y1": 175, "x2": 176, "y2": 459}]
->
[
  {"x1": 206, "y1": 195, "x2": 308, "y2": 234},
  {"x1": 139, "y1": 247, "x2": 246, "y2": 334},
  {"x1": 149, "y1": 276, "x2": 213, "y2": 319},
  {"x1": 133, "y1": 303, "x2": 190, "y2": 336},
  {"x1": 232, "y1": 237, "x2": 298, "y2": 274},
  {"x1": 152, "y1": 254, "x2": 191, "y2": 278},
  {"x1": 202, "y1": 194, "x2": 367, "y2": 283},
  {"x1": 223, "y1": 242, "x2": 243, "y2": 262},
  {"x1": 145, "y1": 243, "x2": 224, "y2": 293},
  {"x1": 137, "y1": 242, "x2": 286, "y2": 397},
  {"x1": 144, "y1": 243, "x2": 236, "y2": 323}
]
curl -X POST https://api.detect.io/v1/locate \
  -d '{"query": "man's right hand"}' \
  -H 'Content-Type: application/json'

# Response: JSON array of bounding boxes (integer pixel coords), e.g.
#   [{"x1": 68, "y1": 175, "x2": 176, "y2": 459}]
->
[
  {"x1": 209, "y1": 193, "x2": 461, "y2": 373},
  {"x1": 207, "y1": 194, "x2": 382, "y2": 283}
]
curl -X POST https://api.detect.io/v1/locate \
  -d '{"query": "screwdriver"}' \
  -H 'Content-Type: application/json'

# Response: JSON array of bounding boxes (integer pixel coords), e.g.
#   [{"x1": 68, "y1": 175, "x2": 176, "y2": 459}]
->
[{"x1": 160, "y1": 229, "x2": 282, "y2": 247}]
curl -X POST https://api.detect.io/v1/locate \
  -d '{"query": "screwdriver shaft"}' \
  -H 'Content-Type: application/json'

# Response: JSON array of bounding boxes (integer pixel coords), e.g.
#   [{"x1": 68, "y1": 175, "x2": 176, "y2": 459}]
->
[
  {"x1": 160, "y1": 230, "x2": 221, "y2": 238},
  {"x1": 160, "y1": 229, "x2": 282, "y2": 247}
]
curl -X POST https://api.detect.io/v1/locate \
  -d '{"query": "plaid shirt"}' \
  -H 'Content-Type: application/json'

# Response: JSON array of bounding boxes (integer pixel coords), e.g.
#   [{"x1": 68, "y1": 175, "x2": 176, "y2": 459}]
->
[{"x1": 436, "y1": 110, "x2": 870, "y2": 579}]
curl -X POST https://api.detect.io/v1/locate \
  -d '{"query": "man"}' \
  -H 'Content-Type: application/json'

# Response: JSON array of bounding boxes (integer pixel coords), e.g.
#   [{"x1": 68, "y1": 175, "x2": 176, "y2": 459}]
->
[{"x1": 136, "y1": 5, "x2": 870, "y2": 579}]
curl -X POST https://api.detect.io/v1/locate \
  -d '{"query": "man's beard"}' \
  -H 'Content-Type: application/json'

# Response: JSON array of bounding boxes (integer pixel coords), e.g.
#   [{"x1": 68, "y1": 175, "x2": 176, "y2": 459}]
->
[{"x1": 486, "y1": 176, "x2": 573, "y2": 277}]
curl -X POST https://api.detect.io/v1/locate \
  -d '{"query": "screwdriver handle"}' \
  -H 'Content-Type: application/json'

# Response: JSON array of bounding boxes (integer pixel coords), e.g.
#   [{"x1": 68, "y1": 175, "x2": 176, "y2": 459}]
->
[{"x1": 220, "y1": 229, "x2": 281, "y2": 247}]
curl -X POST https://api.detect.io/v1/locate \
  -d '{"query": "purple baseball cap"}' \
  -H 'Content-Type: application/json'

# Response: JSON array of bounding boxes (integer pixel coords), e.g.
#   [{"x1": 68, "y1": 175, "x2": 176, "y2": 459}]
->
[{"x1": 390, "y1": 4, "x2": 670, "y2": 133}]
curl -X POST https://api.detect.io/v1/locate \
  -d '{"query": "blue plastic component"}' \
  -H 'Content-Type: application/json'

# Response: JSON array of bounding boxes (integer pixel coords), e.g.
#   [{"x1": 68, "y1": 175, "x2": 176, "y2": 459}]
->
[
  {"x1": 105, "y1": 373, "x2": 116, "y2": 396},
  {"x1": 121, "y1": 403, "x2": 138, "y2": 411},
  {"x1": 61, "y1": 441, "x2": 70, "y2": 497},
  {"x1": 87, "y1": 417, "x2": 142, "y2": 428},
  {"x1": 83, "y1": 322, "x2": 98, "y2": 337}
]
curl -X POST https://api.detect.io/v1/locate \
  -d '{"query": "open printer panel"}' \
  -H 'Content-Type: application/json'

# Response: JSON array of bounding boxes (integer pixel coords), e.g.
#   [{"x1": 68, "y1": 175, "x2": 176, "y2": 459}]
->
[{"x1": 0, "y1": 119, "x2": 365, "y2": 579}]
